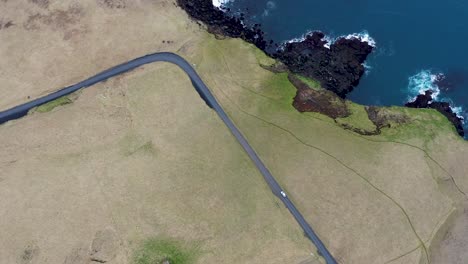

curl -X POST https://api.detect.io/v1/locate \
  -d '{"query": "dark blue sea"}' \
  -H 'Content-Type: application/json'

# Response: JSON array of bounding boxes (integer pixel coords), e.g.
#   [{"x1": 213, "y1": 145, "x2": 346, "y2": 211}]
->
[{"x1": 219, "y1": 0, "x2": 468, "y2": 137}]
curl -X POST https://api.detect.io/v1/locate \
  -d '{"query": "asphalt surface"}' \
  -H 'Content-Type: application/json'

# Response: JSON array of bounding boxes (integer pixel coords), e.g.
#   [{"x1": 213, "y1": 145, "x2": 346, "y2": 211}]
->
[{"x1": 0, "y1": 52, "x2": 338, "y2": 264}]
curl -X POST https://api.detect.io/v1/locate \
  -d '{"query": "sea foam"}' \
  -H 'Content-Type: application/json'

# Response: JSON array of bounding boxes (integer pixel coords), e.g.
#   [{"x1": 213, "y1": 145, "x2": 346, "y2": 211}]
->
[
  {"x1": 325, "y1": 30, "x2": 377, "y2": 49},
  {"x1": 275, "y1": 30, "x2": 317, "y2": 51},
  {"x1": 407, "y1": 70, "x2": 441, "y2": 101},
  {"x1": 407, "y1": 70, "x2": 465, "y2": 120},
  {"x1": 212, "y1": 0, "x2": 233, "y2": 9},
  {"x1": 343, "y1": 31, "x2": 377, "y2": 47},
  {"x1": 278, "y1": 30, "x2": 376, "y2": 74},
  {"x1": 284, "y1": 30, "x2": 317, "y2": 44},
  {"x1": 362, "y1": 62, "x2": 372, "y2": 76},
  {"x1": 281, "y1": 30, "x2": 376, "y2": 50}
]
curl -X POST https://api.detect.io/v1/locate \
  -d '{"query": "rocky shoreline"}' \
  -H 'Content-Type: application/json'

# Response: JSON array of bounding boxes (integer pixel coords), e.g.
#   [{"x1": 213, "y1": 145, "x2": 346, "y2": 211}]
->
[
  {"x1": 176, "y1": 0, "x2": 268, "y2": 50},
  {"x1": 274, "y1": 31, "x2": 373, "y2": 98},
  {"x1": 406, "y1": 90, "x2": 464, "y2": 137},
  {"x1": 177, "y1": 0, "x2": 464, "y2": 138},
  {"x1": 177, "y1": 0, "x2": 373, "y2": 98}
]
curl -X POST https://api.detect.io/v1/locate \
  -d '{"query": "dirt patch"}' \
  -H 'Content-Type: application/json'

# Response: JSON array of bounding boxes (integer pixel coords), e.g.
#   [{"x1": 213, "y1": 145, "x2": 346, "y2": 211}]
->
[
  {"x1": 90, "y1": 228, "x2": 119, "y2": 263},
  {"x1": 289, "y1": 76, "x2": 406, "y2": 137},
  {"x1": 63, "y1": 27, "x2": 88, "y2": 41},
  {"x1": 289, "y1": 74, "x2": 349, "y2": 118},
  {"x1": 23, "y1": 4, "x2": 87, "y2": 40},
  {"x1": 28, "y1": 0, "x2": 49, "y2": 9},
  {"x1": 261, "y1": 61, "x2": 289, "y2": 73},
  {"x1": 366, "y1": 106, "x2": 409, "y2": 130},
  {"x1": 19, "y1": 243, "x2": 40, "y2": 264},
  {"x1": 97, "y1": 0, "x2": 127, "y2": 9},
  {"x1": 63, "y1": 245, "x2": 89, "y2": 264},
  {"x1": 0, "y1": 19, "x2": 14, "y2": 30},
  {"x1": 24, "y1": 5, "x2": 83, "y2": 31},
  {"x1": 336, "y1": 121, "x2": 380, "y2": 136}
]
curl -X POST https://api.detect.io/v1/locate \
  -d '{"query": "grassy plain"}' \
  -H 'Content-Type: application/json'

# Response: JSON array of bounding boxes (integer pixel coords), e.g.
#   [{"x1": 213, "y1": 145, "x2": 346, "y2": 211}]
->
[{"x1": 0, "y1": 0, "x2": 467, "y2": 264}]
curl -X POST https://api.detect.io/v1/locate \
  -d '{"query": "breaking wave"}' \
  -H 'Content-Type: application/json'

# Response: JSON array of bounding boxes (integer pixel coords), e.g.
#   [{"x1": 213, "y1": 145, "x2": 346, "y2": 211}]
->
[
  {"x1": 281, "y1": 30, "x2": 376, "y2": 50},
  {"x1": 283, "y1": 30, "x2": 317, "y2": 44},
  {"x1": 407, "y1": 70, "x2": 465, "y2": 120},
  {"x1": 279, "y1": 30, "x2": 376, "y2": 74},
  {"x1": 212, "y1": 0, "x2": 233, "y2": 9},
  {"x1": 407, "y1": 70, "x2": 441, "y2": 100},
  {"x1": 325, "y1": 30, "x2": 377, "y2": 49},
  {"x1": 343, "y1": 31, "x2": 377, "y2": 47}
]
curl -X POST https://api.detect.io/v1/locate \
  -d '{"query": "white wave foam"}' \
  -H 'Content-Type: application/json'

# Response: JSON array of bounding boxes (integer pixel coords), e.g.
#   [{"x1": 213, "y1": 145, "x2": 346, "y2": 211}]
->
[
  {"x1": 451, "y1": 106, "x2": 465, "y2": 121},
  {"x1": 443, "y1": 98, "x2": 465, "y2": 121},
  {"x1": 285, "y1": 30, "x2": 317, "y2": 44},
  {"x1": 323, "y1": 35, "x2": 334, "y2": 49},
  {"x1": 276, "y1": 30, "x2": 317, "y2": 51},
  {"x1": 343, "y1": 31, "x2": 377, "y2": 47},
  {"x1": 278, "y1": 30, "x2": 334, "y2": 50},
  {"x1": 280, "y1": 30, "x2": 376, "y2": 50},
  {"x1": 407, "y1": 70, "x2": 441, "y2": 101},
  {"x1": 212, "y1": 0, "x2": 233, "y2": 9},
  {"x1": 407, "y1": 70, "x2": 465, "y2": 121},
  {"x1": 362, "y1": 62, "x2": 372, "y2": 75}
]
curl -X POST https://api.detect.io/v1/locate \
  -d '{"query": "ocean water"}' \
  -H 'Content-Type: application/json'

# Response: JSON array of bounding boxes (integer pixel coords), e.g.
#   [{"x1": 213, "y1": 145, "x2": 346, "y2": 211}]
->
[{"x1": 218, "y1": 0, "x2": 468, "y2": 137}]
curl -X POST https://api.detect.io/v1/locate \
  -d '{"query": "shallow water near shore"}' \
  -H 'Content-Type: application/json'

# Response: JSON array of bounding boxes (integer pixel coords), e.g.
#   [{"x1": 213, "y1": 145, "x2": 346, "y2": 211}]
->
[{"x1": 222, "y1": 0, "x2": 468, "y2": 138}]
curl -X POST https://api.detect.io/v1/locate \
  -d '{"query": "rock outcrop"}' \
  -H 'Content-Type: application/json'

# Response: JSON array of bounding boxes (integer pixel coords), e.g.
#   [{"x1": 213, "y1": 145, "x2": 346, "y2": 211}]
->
[
  {"x1": 274, "y1": 32, "x2": 373, "y2": 98},
  {"x1": 288, "y1": 74, "x2": 350, "y2": 118},
  {"x1": 176, "y1": 0, "x2": 268, "y2": 50},
  {"x1": 177, "y1": 0, "x2": 373, "y2": 98},
  {"x1": 90, "y1": 228, "x2": 118, "y2": 263},
  {"x1": 405, "y1": 90, "x2": 464, "y2": 137}
]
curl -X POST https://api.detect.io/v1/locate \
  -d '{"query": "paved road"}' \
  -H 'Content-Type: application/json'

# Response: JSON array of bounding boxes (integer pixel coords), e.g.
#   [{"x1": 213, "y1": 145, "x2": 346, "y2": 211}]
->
[{"x1": 0, "y1": 52, "x2": 338, "y2": 264}]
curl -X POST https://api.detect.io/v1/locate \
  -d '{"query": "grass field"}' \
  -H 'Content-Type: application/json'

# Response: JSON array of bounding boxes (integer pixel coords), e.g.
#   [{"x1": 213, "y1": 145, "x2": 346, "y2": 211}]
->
[
  {"x1": 335, "y1": 102, "x2": 377, "y2": 133},
  {"x1": 192, "y1": 36, "x2": 468, "y2": 263},
  {"x1": 0, "y1": 1, "x2": 467, "y2": 264},
  {"x1": 35, "y1": 96, "x2": 72, "y2": 113}
]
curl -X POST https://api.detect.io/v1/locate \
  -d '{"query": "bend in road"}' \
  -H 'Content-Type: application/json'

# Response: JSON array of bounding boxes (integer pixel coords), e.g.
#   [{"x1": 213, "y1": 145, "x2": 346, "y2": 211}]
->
[{"x1": 0, "y1": 52, "x2": 338, "y2": 264}]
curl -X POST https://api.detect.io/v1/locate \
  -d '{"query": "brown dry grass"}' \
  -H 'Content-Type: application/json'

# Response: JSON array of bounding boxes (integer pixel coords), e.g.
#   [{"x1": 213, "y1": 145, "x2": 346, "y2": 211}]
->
[
  {"x1": 1, "y1": 1, "x2": 468, "y2": 264},
  {"x1": 0, "y1": 1, "x2": 318, "y2": 264}
]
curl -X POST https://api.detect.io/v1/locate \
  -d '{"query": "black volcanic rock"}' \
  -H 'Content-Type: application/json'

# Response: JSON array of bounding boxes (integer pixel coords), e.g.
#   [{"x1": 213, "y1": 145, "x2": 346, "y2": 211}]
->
[
  {"x1": 274, "y1": 32, "x2": 374, "y2": 98},
  {"x1": 405, "y1": 90, "x2": 464, "y2": 137},
  {"x1": 176, "y1": 1, "x2": 466, "y2": 139},
  {"x1": 177, "y1": 0, "x2": 374, "y2": 98},
  {"x1": 430, "y1": 101, "x2": 464, "y2": 137},
  {"x1": 177, "y1": 0, "x2": 268, "y2": 50},
  {"x1": 405, "y1": 90, "x2": 433, "y2": 108}
]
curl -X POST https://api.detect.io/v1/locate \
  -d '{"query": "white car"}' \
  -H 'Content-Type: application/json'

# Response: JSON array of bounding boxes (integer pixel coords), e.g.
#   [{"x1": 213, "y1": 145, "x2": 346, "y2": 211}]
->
[{"x1": 280, "y1": 191, "x2": 287, "y2": 198}]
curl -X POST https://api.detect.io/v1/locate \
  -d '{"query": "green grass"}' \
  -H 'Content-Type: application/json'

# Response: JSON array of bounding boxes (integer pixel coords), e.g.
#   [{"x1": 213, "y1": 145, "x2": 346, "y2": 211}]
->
[
  {"x1": 378, "y1": 107, "x2": 460, "y2": 141},
  {"x1": 249, "y1": 72, "x2": 299, "y2": 115},
  {"x1": 263, "y1": 72, "x2": 297, "y2": 103},
  {"x1": 295, "y1": 74, "x2": 322, "y2": 90},
  {"x1": 119, "y1": 132, "x2": 159, "y2": 157},
  {"x1": 133, "y1": 238, "x2": 199, "y2": 264},
  {"x1": 335, "y1": 101, "x2": 376, "y2": 132},
  {"x1": 249, "y1": 44, "x2": 276, "y2": 67},
  {"x1": 36, "y1": 96, "x2": 72, "y2": 113}
]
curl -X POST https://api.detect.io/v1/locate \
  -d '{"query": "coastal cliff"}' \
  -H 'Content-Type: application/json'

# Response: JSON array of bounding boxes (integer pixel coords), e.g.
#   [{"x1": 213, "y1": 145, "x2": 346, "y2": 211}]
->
[
  {"x1": 406, "y1": 90, "x2": 464, "y2": 137},
  {"x1": 177, "y1": 0, "x2": 374, "y2": 98},
  {"x1": 274, "y1": 32, "x2": 373, "y2": 98},
  {"x1": 177, "y1": 0, "x2": 464, "y2": 139}
]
